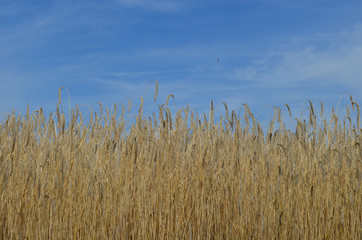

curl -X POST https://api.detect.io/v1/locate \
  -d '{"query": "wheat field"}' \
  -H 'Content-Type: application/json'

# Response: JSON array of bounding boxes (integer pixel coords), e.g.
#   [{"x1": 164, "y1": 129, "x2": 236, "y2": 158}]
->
[{"x1": 0, "y1": 88, "x2": 361, "y2": 239}]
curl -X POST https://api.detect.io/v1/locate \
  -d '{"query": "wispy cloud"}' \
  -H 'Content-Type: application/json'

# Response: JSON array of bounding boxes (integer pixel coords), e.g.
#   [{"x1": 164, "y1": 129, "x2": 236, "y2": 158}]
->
[
  {"x1": 67, "y1": 24, "x2": 361, "y2": 116},
  {"x1": 0, "y1": 3, "x2": 78, "y2": 58},
  {"x1": 116, "y1": 0, "x2": 183, "y2": 12},
  {"x1": 230, "y1": 25, "x2": 362, "y2": 93}
]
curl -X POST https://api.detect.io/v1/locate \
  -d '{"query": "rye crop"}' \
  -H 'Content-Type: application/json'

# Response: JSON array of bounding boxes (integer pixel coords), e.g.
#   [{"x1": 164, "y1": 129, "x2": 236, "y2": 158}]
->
[{"x1": 0, "y1": 88, "x2": 360, "y2": 239}]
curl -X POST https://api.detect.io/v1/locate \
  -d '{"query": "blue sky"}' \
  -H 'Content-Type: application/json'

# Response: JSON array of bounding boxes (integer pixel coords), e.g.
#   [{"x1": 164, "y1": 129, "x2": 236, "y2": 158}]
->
[{"x1": 1, "y1": 0, "x2": 361, "y2": 127}]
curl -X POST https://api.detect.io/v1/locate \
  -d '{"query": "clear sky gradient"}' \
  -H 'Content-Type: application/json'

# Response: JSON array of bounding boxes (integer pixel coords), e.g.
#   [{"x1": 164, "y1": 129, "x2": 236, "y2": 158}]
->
[{"x1": 1, "y1": 0, "x2": 361, "y2": 127}]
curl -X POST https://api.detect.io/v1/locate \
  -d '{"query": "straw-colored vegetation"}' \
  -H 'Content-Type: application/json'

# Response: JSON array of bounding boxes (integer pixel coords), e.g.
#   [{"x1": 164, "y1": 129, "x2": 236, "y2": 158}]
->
[{"x1": 0, "y1": 87, "x2": 361, "y2": 239}]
